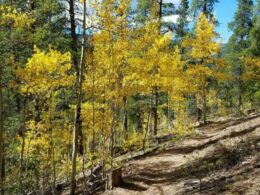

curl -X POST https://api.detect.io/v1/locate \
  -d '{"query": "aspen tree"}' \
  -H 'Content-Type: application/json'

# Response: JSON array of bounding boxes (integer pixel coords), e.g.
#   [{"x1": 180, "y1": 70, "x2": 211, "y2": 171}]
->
[
  {"x1": 15, "y1": 46, "x2": 72, "y2": 192},
  {"x1": 0, "y1": 5, "x2": 33, "y2": 194},
  {"x1": 183, "y1": 13, "x2": 220, "y2": 123}
]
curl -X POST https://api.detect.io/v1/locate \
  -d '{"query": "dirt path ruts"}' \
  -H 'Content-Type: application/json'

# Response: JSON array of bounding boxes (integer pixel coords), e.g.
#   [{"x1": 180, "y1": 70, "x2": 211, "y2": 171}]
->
[{"x1": 101, "y1": 115, "x2": 260, "y2": 195}]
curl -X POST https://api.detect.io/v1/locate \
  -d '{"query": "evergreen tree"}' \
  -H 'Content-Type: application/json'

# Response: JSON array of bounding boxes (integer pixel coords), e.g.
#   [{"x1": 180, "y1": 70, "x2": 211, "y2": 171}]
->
[
  {"x1": 33, "y1": 0, "x2": 70, "y2": 51},
  {"x1": 249, "y1": 0, "x2": 260, "y2": 56},
  {"x1": 135, "y1": 0, "x2": 175, "y2": 31},
  {"x1": 161, "y1": 0, "x2": 176, "y2": 32},
  {"x1": 191, "y1": 0, "x2": 219, "y2": 21},
  {"x1": 1, "y1": 0, "x2": 260, "y2": 193},
  {"x1": 241, "y1": 0, "x2": 260, "y2": 108},
  {"x1": 228, "y1": 0, "x2": 253, "y2": 40},
  {"x1": 226, "y1": 0, "x2": 254, "y2": 110},
  {"x1": 135, "y1": 0, "x2": 152, "y2": 25},
  {"x1": 176, "y1": 0, "x2": 190, "y2": 41}
]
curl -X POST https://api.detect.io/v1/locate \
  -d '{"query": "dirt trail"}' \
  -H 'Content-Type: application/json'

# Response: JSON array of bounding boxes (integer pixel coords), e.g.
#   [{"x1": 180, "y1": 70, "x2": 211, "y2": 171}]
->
[{"x1": 101, "y1": 115, "x2": 260, "y2": 195}]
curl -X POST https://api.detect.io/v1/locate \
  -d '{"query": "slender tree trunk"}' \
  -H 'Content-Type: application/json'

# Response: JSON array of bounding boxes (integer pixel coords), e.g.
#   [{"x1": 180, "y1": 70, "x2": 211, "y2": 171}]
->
[
  {"x1": 238, "y1": 37, "x2": 244, "y2": 112},
  {"x1": 51, "y1": 132, "x2": 56, "y2": 193},
  {"x1": 19, "y1": 133, "x2": 25, "y2": 193},
  {"x1": 238, "y1": 82, "x2": 242, "y2": 111},
  {"x1": 153, "y1": 88, "x2": 158, "y2": 136},
  {"x1": 110, "y1": 117, "x2": 115, "y2": 160},
  {"x1": 0, "y1": 63, "x2": 4, "y2": 195},
  {"x1": 143, "y1": 95, "x2": 152, "y2": 150},
  {"x1": 91, "y1": 49, "x2": 96, "y2": 154},
  {"x1": 107, "y1": 115, "x2": 116, "y2": 190},
  {"x1": 70, "y1": 47, "x2": 80, "y2": 195},
  {"x1": 70, "y1": 0, "x2": 87, "y2": 194},
  {"x1": 81, "y1": 154, "x2": 88, "y2": 192},
  {"x1": 69, "y1": 0, "x2": 79, "y2": 73},
  {"x1": 19, "y1": 97, "x2": 27, "y2": 194},
  {"x1": 203, "y1": 0, "x2": 207, "y2": 16},
  {"x1": 202, "y1": 87, "x2": 207, "y2": 124},
  {"x1": 49, "y1": 101, "x2": 56, "y2": 193},
  {"x1": 238, "y1": 75, "x2": 243, "y2": 111},
  {"x1": 159, "y1": 0, "x2": 163, "y2": 19},
  {"x1": 69, "y1": 0, "x2": 84, "y2": 157},
  {"x1": 101, "y1": 98, "x2": 106, "y2": 178},
  {"x1": 123, "y1": 96, "x2": 128, "y2": 133},
  {"x1": 34, "y1": 97, "x2": 42, "y2": 191},
  {"x1": 101, "y1": 132, "x2": 105, "y2": 178},
  {"x1": 152, "y1": 0, "x2": 162, "y2": 137},
  {"x1": 66, "y1": 145, "x2": 70, "y2": 182},
  {"x1": 167, "y1": 91, "x2": 172, "y2": 130},
  {"x1": 30, "y1": 0, "x2": 36, "y2": 32}
]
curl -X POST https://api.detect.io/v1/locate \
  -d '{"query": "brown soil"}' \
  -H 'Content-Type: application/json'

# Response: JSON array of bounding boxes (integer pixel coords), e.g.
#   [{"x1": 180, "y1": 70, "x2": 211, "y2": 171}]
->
[{"x1": 100, "y1": 115, "x2": 260, "y2": 195}]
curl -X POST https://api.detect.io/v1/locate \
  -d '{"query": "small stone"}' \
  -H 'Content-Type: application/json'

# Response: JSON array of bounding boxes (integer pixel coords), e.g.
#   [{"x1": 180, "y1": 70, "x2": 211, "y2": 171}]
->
[
  {"x1": 225, "y1": 177, "x2": 233, "y2": 183},
  {"x1": 195, "y1": 129, "x2": 203, "y2": 135},
  {"x1": 213, "y1": 175, "x2": 226, "y2": 181},
  {"x1": 195, "y1": 122, "x2": 200, "y2": 127},
  {"x1": 185, "y1": 186, "x2": 194, "y2": 191},
  {"x1": 184, "y1": 179, "x2": 200, "y2": 186},
  {"x1": 208, "y1": 179, "x2": 214, "y2": 184},
  {"x1": 241, "y1": 161, "x2": 250, "y2": 166},
  {"x1": 217, "y1": 117, "x2": 226, "y2": 122},
  {"x1": 256, "y1": 142, "x2": 260, "y2": 149},
  {"x1": 254, "y1": 163, "x2": 260, "y2": 168},
  {"x1": 246, "y1": 166, "x2": 254, "y2": 171}
]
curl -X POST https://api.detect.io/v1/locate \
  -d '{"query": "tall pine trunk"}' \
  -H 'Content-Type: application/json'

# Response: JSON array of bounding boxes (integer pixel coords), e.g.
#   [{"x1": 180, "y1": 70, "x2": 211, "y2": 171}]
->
[
  {"x1": 152, "y1": 0, "x2": 162, "y2": 137},
  {"x1": 69, "y1": 0, "x2": 79, "y2": 73},
  {"x1": 70, "y1": 0, "x2": 87, "y2": 194}
]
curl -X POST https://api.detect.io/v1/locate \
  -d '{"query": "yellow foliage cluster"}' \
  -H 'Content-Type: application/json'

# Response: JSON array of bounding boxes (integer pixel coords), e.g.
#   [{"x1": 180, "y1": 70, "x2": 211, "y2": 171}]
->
[
  {"x1": 9, "y1": 1, "x2": 229, "y2": 187},
  {"x1": 242, "y1": 57, "x2": 260, "y2": 80},
  {"x1": 182, "y1": 13, "x2": 223, "y2": 112},
  {"x1": 183, "y1": 13, "x2": 220, "y2": 59},
  {"x1": 123, "y1": 131, "x2": 144, "y2": 150},
  {"x1": 0, "y1": 5, "x2": 34, "y2": 29},
  {"x1": 16, "y1": 46, "x2": 74, "y2": 96}
]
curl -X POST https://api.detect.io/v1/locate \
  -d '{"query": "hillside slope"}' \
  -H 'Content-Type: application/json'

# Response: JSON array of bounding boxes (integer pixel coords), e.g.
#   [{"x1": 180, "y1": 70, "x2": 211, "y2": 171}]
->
[{"x1": 100, "y1": 115, "x2": 260, "y2": 195}]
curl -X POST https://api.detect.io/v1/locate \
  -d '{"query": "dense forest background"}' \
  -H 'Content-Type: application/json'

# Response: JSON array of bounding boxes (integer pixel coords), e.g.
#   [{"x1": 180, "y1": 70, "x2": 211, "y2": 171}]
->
[{"x1": 0, "y1": 0, "x2": 259, "y2": 194}]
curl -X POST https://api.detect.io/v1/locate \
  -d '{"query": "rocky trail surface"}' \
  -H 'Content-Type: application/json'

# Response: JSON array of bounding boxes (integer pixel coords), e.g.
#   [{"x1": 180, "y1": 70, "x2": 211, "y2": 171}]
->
[
  {"x1": 61, "y1": 115, "x2": 260, "y2": 195},
  {"x1": 101, "y1": 115, "x2": 260, "y2": 195}
]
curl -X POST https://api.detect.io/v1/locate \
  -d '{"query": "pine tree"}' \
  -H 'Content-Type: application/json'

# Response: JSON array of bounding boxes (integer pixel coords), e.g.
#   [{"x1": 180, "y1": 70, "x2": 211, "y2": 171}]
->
[
  {"x1": 249, "y1": 0, "x2": 260, "y2": 56},
  {"x1": 70, "y1": 0, "x2": 87, "y2": 193},
  {"x1": 135, "y1": 0, "x2": 175, "y2": 31},
  {"x1": 0, "y1": 5, "x2": 34, "y2": 193},
  {"x1": 136, "y1": 0, "x2": 152, "y2": 25},
  {"x1": 176, "y1": 0, "x2": 189, "y2": 41},
  {"x1": 33, "y1": 0, "x2": 68, "y2": 50},
  {"x1": 241, "y1": 0, "x2": 260, "y2": 108},
  {"x1": 191, "y1": 0, "x2": 219, "y2": 21},
  {"x1": 226, "y1": 0, "x2": 254, "y2": 110}
]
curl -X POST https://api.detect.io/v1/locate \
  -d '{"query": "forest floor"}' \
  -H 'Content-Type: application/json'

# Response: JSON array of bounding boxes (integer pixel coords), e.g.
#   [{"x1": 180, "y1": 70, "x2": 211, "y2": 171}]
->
[
  {"x1": 62, "y1": 114, "x2": 260, "y2": 195},
  {"x1": 100, "y1": 115, "x2": 260, "y2": 195}
]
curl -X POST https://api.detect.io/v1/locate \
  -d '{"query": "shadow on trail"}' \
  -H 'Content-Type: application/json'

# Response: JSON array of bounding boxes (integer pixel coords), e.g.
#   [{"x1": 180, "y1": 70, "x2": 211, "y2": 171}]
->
[{"x1": 120, "y1": 181, "x2": 148, "y2": 191}]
